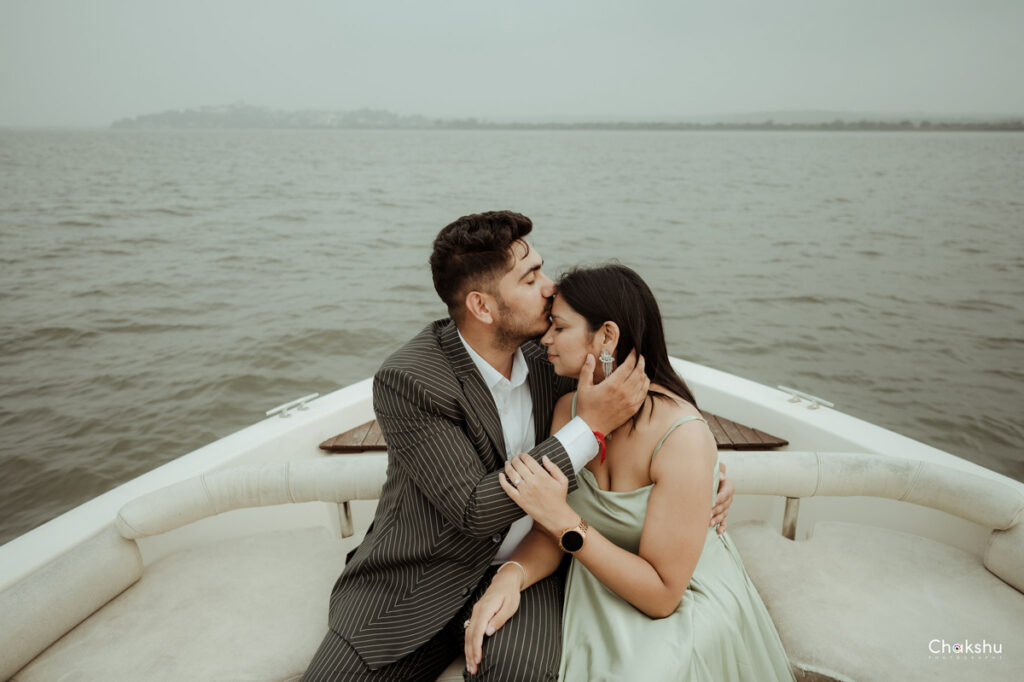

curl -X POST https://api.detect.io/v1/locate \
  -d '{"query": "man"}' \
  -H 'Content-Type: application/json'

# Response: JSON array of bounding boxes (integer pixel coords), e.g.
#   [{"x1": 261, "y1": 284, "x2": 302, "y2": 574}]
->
[{"x1": 304, "y1": 211, "x2": 733, "y2": 681}]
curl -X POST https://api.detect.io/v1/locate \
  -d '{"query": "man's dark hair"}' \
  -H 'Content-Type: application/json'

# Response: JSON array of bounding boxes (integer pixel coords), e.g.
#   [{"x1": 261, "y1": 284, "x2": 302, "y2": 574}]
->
[{"x1": 430, "y1": 211, "x2": 533, "y2": 322}]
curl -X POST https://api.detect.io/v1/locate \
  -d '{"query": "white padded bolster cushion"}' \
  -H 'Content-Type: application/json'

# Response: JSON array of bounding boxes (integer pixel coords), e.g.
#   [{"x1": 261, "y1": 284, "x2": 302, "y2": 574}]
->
[
  {"x1": 0, "y1": 526, "x2": 142, "y2": 681},
  {"x1": 116, "y1": 454, "x2": 387, "y2": 539},
  {"x1": 986, "y1": 521, "x2": 1024, "y2": 593},
  {"x1": 731, "y1": 520, "x2": 1024, "y2": 681},
  {"x1": 721, "y1": 451, "x2": 1024, "y2": 530}
]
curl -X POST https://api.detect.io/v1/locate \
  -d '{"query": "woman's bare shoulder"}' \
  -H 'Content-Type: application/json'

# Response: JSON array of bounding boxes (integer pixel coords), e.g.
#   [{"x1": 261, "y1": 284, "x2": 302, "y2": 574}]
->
[
  {"x1": 549, "y1": 391, "x2": 576, "y2": 435},
  {"x1": 554, "y1": 391, "x2": 576, "y2": 417},
  {"x1": 641, "y1": 384, "x2": 702, "y2": 432},
  {"x1": 642, "y1": 386, "x2": 715, "y2": 472}
]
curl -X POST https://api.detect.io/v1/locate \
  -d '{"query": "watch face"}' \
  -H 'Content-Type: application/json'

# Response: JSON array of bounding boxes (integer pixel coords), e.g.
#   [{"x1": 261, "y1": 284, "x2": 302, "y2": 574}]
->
[{"x1": 561, "y1": 529, "x2": 584, "y2": 553}]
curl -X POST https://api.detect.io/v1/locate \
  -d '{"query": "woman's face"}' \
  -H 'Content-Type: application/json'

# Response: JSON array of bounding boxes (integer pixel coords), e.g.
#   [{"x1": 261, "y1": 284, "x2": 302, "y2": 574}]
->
[{"x1": 540, "y1": 294, "x2": 605, "y2": 377}]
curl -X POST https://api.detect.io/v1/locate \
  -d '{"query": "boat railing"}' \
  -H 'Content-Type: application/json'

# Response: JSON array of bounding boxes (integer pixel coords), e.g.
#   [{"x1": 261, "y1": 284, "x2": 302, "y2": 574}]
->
[
  {"x1": 113, "y1": 448, "x2": 1024, "y2": 593},
  {"x1": 116, "y1": 454, "x2": 387, "y2": 541}
]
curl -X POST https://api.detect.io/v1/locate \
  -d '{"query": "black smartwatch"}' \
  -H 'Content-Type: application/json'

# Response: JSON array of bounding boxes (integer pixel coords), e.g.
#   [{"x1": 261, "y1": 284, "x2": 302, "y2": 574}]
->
[{"x1": 558, "y1": 518, "x2": 589, "y2": 553}]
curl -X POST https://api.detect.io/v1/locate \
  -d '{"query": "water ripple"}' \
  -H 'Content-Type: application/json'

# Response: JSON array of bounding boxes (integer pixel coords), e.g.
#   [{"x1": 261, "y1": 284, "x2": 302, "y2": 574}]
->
[{"x1": 1, "y1": 127, "x2": 1021, "y2": 546}]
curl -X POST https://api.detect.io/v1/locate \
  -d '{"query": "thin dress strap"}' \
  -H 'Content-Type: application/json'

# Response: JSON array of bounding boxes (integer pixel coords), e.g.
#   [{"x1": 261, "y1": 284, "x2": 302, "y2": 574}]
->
[
  {"x1": 571, "y1": 391, "x2": 579, "y2": 419},
  {"x1": 651, "y1": 415, "x2": 708, "y2": 460}
]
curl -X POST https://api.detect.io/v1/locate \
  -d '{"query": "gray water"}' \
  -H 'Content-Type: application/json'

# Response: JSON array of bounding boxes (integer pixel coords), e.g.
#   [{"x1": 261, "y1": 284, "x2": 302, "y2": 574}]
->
[{"x1": 1, "y1": 129, "x2": 1022, "y2": 546}]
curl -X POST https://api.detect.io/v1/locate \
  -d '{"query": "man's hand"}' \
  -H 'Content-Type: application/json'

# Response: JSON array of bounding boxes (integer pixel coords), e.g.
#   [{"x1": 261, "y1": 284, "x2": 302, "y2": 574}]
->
[
  {"x1": 574, "y1": 350, "x2": 650, "y2": 435},
  {"x1": 710, "y1": 462, "x2": 733, "y2": 534}
]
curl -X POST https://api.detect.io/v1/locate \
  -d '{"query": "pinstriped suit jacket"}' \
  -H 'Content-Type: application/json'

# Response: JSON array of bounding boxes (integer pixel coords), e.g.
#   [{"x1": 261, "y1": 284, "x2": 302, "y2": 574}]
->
[{"x1": 327, "y1": 319, "x2": 577, "y2": 670}]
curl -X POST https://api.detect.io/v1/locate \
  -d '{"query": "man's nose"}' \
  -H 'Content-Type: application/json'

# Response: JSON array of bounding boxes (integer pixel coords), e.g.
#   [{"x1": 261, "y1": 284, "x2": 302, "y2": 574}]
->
[{"x1": 539, "y1": 274, "x2": 556, "y2": 298}]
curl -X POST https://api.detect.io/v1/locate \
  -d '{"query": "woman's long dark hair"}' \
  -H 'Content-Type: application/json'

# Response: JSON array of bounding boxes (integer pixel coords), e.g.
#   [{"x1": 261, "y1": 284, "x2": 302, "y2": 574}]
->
[{"x1": 556, "y1": 264, "x2": 698, "y2": 430}]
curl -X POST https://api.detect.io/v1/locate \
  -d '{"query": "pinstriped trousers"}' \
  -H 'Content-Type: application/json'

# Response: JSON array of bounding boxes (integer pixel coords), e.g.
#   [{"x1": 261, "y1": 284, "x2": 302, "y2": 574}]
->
[{"x1": 302, "y1": 565, "x2": 565, "y2": 682}]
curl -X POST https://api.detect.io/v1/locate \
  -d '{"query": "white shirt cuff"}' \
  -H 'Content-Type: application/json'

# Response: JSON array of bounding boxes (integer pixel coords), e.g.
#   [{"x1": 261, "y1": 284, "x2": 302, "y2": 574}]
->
[{"x1": 553, "y1": 416, "x2": 600, "y2": 472}]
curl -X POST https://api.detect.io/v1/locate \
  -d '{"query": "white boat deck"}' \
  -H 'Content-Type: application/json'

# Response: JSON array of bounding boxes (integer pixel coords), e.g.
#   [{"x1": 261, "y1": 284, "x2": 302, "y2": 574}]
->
[{"x1": 2, "y1": 360, "x2": 1021, "y2": 681}]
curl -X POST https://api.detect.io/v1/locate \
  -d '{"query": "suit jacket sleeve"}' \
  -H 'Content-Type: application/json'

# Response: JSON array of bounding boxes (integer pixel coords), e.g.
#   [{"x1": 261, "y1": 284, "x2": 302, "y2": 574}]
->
[{"x1": 373, "y1": 365, "x2": 575, "y2": 540}]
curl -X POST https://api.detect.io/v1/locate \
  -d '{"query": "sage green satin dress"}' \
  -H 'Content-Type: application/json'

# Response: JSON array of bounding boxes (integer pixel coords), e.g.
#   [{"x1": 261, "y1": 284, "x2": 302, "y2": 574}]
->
[{"x1": 558, "y1": 405, "x2": 795, "y2": 681}]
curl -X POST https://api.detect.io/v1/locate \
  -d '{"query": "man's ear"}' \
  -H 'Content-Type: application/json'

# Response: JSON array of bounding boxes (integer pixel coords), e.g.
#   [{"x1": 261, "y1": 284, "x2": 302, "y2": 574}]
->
[{"x1": 464, "y1": 291, "x2": 494, "y2": 325}]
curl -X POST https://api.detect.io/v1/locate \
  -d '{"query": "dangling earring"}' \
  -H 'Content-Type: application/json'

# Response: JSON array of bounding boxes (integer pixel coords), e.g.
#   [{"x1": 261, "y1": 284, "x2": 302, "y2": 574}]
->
[{"x1": 599, "y1": 350, "x2": 615, "y2": 377}]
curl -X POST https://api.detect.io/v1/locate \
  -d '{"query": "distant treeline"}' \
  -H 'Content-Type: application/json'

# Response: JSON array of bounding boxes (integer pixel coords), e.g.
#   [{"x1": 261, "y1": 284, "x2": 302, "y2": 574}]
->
[
  {"x1": 112, "y1": 104, "x2": 1024, "y2": 132},
  {"x1": 450, "y1": 120, "x2": 1024, "y2": 131},
  {"x1": 112, "y1": 104, "x2": 433, "y2": 130}
]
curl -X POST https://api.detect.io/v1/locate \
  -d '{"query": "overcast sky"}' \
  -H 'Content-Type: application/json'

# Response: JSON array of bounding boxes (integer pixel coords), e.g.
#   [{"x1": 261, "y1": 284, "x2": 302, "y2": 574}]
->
[{"x1": 1, "y1": 0, "x2": 1022, "y2": 127}]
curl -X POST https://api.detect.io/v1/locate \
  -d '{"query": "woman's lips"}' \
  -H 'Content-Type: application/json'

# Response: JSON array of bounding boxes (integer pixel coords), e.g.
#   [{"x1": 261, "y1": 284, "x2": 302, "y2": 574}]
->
[{"x1": 547, "y1": 354, "x2": 557, "y2": 362}]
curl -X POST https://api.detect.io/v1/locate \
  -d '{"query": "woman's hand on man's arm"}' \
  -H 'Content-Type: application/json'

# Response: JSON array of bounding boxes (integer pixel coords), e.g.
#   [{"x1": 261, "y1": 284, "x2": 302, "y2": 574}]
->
[
  {"x1": 464, "y1": 529, "x2": 563, "y2": 675},
  {"x1": 499, "y1": 454, "x2": 579, "y2": 535}
]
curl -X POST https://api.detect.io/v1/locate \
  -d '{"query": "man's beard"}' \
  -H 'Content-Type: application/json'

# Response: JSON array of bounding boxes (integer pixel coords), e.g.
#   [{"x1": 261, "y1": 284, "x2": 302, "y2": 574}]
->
[{"x1": 493, "y1": 297, "x2": 549, "y2": 352}]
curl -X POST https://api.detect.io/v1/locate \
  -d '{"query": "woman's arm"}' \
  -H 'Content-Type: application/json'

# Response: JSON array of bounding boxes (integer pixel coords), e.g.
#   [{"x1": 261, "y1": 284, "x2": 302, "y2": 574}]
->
[
  {"x1": 463, "y1": 527, "x2": 563, "y2": 673},
  {"x1": 502, "y1": 422, "x2": 717, "y2": 618},
  {"x1": 463, "y1": 391, "x2": 576, "y2": 674}
]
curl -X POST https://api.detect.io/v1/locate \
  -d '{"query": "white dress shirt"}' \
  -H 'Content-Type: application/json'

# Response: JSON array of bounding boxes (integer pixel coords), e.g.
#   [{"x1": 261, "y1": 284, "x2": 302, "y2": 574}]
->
[{"x1": 458, "y1": 331, "x2": 598, "y2": 563}]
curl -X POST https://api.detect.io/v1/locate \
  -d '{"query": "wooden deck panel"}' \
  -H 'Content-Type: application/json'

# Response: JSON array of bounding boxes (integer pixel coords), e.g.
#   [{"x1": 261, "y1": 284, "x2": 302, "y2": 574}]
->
[
  {"x1": 320, "y1": 412, "x2": 787, "y2": 454},
  {"x1": 750, "y1": 427, "x2": 788, "y2": 450},
  {"x1": 318, "y1": 420, "x2": 386, "y2": 453},
  {"x1": 364, "y1": 420, "x2": 385, "y2": 448},
  {"x1": 716, "y1": 414, "x2": 748, "y2": 450},
  {"x1": 728, "y1": 419, "x2": 780, "y2": 450},
  {"x1": 701, "y1": 413, "x2": 733, "y2": 449}
]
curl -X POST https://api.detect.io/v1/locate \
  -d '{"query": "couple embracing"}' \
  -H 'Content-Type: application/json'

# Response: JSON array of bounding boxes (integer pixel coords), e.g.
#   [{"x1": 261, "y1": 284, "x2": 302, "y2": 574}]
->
[{"x1": 303, "y1": 211, "x2": 794, "y2": 681}]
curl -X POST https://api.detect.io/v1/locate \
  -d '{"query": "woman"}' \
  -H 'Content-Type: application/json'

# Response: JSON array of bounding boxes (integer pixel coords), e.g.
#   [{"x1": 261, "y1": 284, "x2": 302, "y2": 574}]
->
[{"x1": 464, "y1": 265, "x2": 794, "y2": 681}]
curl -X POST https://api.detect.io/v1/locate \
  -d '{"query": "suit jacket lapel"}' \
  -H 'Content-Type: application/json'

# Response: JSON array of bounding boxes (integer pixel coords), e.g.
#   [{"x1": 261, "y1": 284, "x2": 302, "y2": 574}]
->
[{"x1": 439, "y1": 321, "x2": 507, "y2": 467}]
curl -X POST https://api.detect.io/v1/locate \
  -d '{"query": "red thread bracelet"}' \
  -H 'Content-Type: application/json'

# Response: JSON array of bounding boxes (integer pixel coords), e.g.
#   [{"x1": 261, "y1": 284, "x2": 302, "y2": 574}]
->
[{"x1": 593, "y1": 431, "x2": 607, "y2": 464}]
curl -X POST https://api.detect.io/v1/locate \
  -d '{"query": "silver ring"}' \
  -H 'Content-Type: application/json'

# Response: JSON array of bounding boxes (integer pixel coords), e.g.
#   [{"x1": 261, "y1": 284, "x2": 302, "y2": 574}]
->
[{"x1": 513, "y1": 478, "x2": 522, "y2": 486}]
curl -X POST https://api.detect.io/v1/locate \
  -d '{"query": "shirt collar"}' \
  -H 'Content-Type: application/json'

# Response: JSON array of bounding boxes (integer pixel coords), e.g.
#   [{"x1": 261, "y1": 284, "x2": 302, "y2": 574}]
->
[{"x1": 457, "y1": 329, "x2": 529, "y2": 391}]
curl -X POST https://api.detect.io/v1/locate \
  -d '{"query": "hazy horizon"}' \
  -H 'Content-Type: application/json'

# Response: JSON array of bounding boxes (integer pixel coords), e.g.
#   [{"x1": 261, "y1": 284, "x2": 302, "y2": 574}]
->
[
  {"x1": 7, "y1": 108, "x2": 1024, "y2": 132},
  {"x1": 2, "y1": 1, "x2": 1023, "y2": 128}
]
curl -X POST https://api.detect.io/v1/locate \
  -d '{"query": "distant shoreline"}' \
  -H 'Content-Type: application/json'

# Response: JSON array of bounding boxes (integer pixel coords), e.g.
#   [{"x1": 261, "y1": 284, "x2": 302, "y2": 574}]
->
[
  {"x1": 108, "y1": 121, "x2": 1024, "y2": 132},
  {"x1": 107, "y1": 104, "x2": 1024, "y2": 132},
  {"x1": 452, "y1": 120, "x2": 1024, "y2": 131},
  {"x1": 6, "y1": 123, "x2": 1024, "y2": 133}
]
